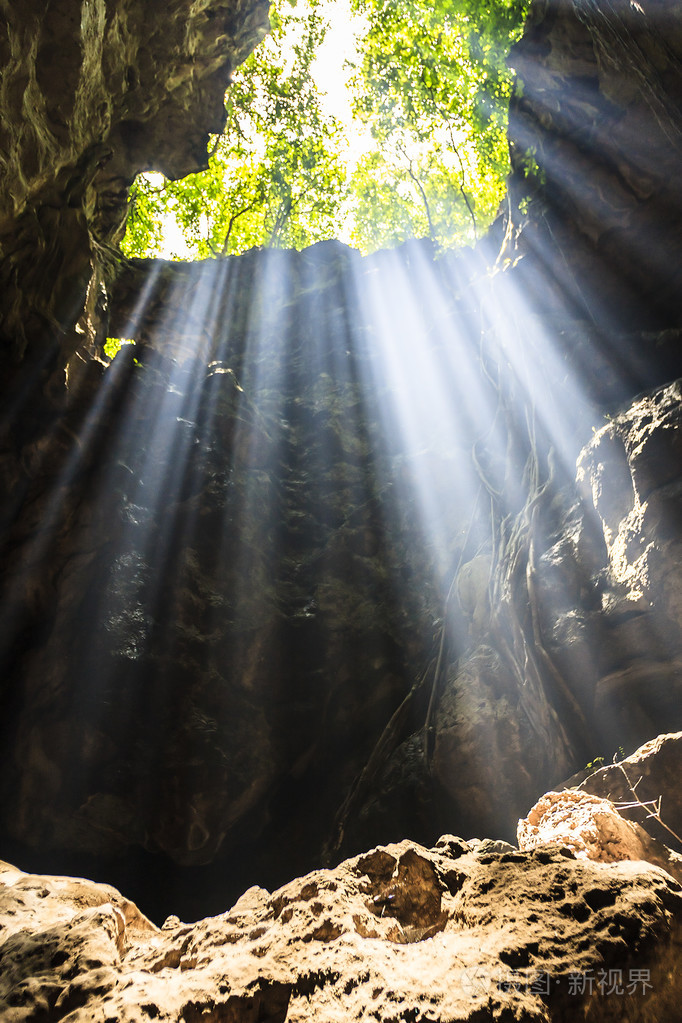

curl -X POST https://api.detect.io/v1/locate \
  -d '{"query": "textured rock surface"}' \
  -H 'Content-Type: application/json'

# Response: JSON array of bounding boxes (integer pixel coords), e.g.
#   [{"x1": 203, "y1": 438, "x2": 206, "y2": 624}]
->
[
  {"x1": 518, "y1": 788, "x2": 682, "y2": 882},
  {"x1": 527, "y1": 384, "x2": 682, "y2": 761},
  {"x1": 508, "y1": 0, "x2": 682, "y2": 334},
  {"x1": 0, "y1": 244, "x2": 514, "y2": 906},
  {"x1": 4, "y1": 251, "x2": 682, "y2": 918},
  {"x1": 0, "y1": 0, "x2": 269, "y2": 368},
  {"x1": 423, "y1": 373, "x2": 682, "y2": 849},
  {"x1": 3, "y1": 0, "x2": 682, "y2": 927},
  {"x1": 578, "y1": 733, "x2": 682, "y2": 852},
  {"x1": 2, "y1": 830, "x2": 682, "y2": 1022}
]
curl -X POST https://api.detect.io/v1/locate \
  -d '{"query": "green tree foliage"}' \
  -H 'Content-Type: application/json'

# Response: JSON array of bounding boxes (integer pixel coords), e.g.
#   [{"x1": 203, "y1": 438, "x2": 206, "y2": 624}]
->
[
  {"x1": 123, "y1": 0, "x2": 348, "y2": 259},
  {"x1": 122, "y1": 0, "x2": 529, "y2": 258},
  {"x1": 348, "y1": 0, "x2": 529, "y2": 249}
]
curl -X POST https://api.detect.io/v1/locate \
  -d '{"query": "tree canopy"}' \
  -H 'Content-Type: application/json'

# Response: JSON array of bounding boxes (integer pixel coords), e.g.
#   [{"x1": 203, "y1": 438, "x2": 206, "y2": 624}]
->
[{"x1": 122, "y1": 0, "x2": 529, "y2": 259}]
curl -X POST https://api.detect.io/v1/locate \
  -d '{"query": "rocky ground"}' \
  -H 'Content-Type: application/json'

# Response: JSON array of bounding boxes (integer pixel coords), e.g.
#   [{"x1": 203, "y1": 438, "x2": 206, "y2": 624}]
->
[
  {"x1": 3, "y1": 0, "x2": 682, "y2": 920},
  {"x1": 2, "y1": 735, "x2": 681, "y2": 1023}
]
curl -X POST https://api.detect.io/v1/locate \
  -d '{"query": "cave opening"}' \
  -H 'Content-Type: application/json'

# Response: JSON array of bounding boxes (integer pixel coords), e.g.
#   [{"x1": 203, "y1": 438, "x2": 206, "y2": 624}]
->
[
  {"x1": 121, "y1": 0, "x2": 525, "y2": 261},
  {"x1": 2, "y1": 0, "x2": 682, "y2": 930}
]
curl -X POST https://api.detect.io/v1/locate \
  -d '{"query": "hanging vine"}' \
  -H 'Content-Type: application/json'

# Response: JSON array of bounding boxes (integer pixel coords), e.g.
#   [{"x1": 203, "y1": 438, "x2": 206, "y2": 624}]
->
[{"x1": 324, "y1": 254, "x2": 597, "y2": 861}]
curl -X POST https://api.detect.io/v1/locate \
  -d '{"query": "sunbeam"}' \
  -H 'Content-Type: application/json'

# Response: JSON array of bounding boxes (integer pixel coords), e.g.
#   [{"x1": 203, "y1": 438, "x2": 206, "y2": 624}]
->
[{"x1": 2, "y1": 0, "x2": 682, "y2": 934}]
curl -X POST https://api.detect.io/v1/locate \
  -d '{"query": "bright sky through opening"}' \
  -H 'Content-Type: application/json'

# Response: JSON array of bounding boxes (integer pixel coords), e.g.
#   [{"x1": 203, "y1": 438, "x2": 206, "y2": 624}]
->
[
  {"x1": 311, "y1": 0, "x2": 371, "y2": 162},
  {"x1": 157, "y1": 0, "x2": 368, "y2": 258}
]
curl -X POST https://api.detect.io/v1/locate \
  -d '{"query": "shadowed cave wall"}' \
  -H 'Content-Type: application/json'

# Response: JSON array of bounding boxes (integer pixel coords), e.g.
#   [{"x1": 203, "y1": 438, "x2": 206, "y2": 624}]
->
[{"x1": 2, "y1": 0, "x2": 682, "y2": 923}]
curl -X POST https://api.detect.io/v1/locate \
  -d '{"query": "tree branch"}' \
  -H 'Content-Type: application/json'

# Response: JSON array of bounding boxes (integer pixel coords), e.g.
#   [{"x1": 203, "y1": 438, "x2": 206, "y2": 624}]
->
[
  {"x1": 220, "y1": 199, "x2": 259, "y2": 256},
  {"x1": 397, "y1": 142, "x2": 436, "y2": 243}
]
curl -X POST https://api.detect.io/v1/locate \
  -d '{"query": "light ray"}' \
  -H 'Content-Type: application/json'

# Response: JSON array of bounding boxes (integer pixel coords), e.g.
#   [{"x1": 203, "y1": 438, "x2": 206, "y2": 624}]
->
[{"x1": 4, "y1": 0, "x2": 682, "y2": 898}]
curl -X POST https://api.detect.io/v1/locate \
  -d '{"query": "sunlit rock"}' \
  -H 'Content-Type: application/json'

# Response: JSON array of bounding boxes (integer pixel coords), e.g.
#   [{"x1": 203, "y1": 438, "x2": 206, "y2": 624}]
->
[
  {"x1": 573, "y1": 382, "x2": 682, "y2": 749},
  {"x1": 578, "y1": 732, "x2": 682, "y2": 852},
  {"x1": 2, "y1": 832, "x2": 682, "y2": 1021},
  {"x1": 518, "y1": 788, "x2": 680, "y2": 876}
]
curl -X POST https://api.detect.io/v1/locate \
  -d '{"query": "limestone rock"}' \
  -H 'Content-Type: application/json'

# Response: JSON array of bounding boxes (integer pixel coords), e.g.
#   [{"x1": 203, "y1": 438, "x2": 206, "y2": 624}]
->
[
  {"x1": 578, "y1": 732, "x2": 682, "y2": 852},
  {"x1": 1, "y1": 245, "x2": 484, "y2": 900},
  {"x1": 508, "y1": 0, "x2": 682, "y2": 332},
  {"x1": 2, "y1": 835, "x2": 682, "y2": 1022},
  {"x1": 518, "y1": 788, "x2": 682, "y2": 883},
  {"x1": 573, "y1": 384, "x2": 682, "y2": 750},
  {"x1": 0, "y1": 0, "x2": 269, "y2": 365},
  {"x1": 431, "y1": 646, "x2": 574, "y2": 843},
  {"x1": 4, "y1": 0, "x2": 682, "y2": 927},
  {"x1": 577, "y1": 381, "x2": 682, "y2": 622},
  {"x1": 6, "y1": 250, "x2": 682, "y2": 898}
]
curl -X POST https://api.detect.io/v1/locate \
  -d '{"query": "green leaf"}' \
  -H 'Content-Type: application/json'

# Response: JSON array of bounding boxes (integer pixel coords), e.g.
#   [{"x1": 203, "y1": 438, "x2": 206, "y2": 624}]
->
[{"x1": 121, "y1": 0, "x2": 528, "y2": 258}]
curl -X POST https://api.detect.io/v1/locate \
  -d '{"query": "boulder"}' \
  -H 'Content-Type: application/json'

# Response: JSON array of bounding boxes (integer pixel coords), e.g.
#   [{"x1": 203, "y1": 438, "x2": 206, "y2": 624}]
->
[
  {"x1": 2, "y1": 831, "x2": 682, "y2": 1022},
  {"x1": 578, "y1": 732, "x2": 682, "y2": 852},
  {"x1": 518, "y1": 788, "x2": 682, "y2": 883}
]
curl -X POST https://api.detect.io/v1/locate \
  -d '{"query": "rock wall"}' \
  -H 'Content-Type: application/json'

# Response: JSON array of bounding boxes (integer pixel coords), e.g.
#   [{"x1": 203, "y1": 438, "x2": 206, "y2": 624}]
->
[
  {"x1": 4, "y1": 240, "x2": 682, "y2": 922},
  {"x1": 0, "y1": 0, "x2": 269, "y2": 373},
  {"x1": 507, "y1": 0, "x2": 682, "y2": 333},
  {"x1": 2, "y1": 0, "x2": 682, "y2": 926},
  {"x1": 0, "y1": 242, "x2": 501, "y2": 917}
]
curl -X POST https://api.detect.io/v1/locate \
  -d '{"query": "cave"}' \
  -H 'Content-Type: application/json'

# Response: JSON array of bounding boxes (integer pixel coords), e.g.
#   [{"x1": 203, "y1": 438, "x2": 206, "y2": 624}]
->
[{"x1": 2, "y1": 0, "x2": 682, "y2": 1008}]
